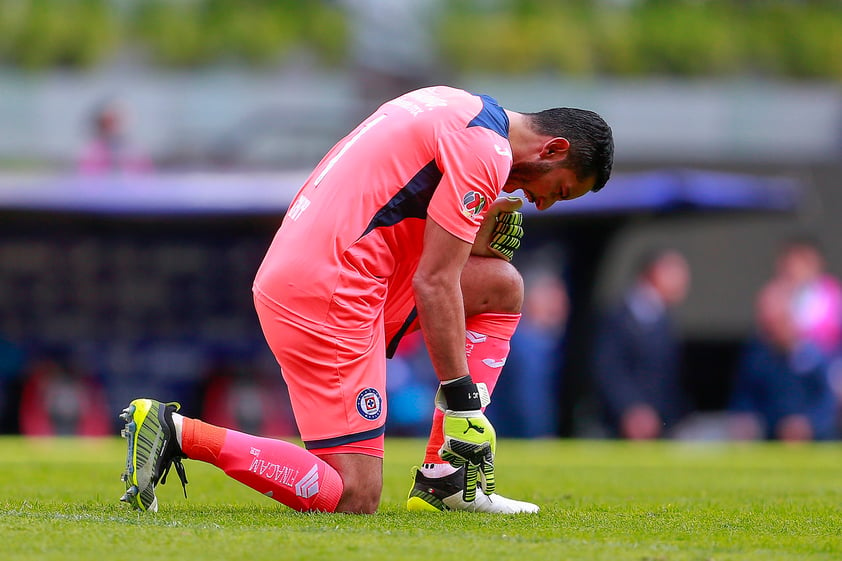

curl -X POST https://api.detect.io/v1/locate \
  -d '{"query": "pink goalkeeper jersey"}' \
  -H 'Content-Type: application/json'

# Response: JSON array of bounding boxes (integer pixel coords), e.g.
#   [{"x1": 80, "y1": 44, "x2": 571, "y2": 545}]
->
[{"x1": 253, "y1": 86, "x2": 513, "y2": 333}]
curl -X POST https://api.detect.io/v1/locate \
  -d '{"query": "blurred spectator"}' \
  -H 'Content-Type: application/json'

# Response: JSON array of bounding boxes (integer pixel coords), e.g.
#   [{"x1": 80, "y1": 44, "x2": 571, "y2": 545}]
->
[
  {"x1": 728, "y1": 236, "x2": 841, "y2": 442},
  {"x1": 729, "y1": 281, "x2": 837, "y2": 441},
  {"x1": 19, "y1": 356, "x2": 111, "y2": 436},
  {"x1": 78, "y1": 97, "x2": 153, "y2": 175},
  {"x1": 591, "y1": 248, "x2": 692, "y2": 439},
  {"x1": 488, "y1": 266, "x2": 569, "y2": 437},
  {"x1": 337, "y1": 0, "x2": 446, "y2": 115},
  {"x1": 771, "y1": 236, "x2": 842, "y2": 356}
]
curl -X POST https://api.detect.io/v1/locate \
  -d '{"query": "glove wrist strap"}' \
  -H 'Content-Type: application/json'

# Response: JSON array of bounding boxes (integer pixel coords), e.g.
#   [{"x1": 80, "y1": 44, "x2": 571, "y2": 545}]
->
[{"x1": 437, "y1": 375, "x2": 491, "y2": 411}]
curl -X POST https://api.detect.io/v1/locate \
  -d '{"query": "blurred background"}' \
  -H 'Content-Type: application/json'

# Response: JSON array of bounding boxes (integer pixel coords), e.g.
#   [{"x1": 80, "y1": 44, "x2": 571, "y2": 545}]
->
[{"x1": 0, "y1": 0, "x2": 840, "y2": 442}]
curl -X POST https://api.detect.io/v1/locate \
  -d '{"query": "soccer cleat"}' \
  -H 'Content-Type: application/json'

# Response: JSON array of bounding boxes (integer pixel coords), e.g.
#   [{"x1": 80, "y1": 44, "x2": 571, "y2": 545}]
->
[
  {"x1": 119, "y1": 398, "x2": 188, "y2": 512},
  {"x1": 406, "y1": 467, "x2": 539, "y2": 514}
]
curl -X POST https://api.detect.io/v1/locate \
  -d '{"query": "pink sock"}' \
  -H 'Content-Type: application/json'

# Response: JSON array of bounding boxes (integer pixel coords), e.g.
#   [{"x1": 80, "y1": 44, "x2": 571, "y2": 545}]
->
[
  {"x1": 423, "y1": 312, "x2": 521, "y2": 464},
  {"x1": 181, "y1": 418, "x2": 344, "y2": 512}
]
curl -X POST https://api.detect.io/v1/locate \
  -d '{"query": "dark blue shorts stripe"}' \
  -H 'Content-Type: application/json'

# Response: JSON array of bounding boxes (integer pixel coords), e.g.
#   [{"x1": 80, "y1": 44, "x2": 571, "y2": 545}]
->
[{"x1": 303, "y1": 425, "x2": 386, "y2": 451}]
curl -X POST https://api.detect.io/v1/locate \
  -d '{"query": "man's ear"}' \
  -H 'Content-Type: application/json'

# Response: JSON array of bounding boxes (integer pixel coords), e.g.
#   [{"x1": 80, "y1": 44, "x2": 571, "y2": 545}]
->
[{"x1": 542, "y1": 137, "x2": 570, "y2": 161}]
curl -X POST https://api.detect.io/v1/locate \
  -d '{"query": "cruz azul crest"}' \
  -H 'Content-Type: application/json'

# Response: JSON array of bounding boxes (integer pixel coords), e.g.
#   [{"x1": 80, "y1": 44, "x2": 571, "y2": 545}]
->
[{"x1": 356, "y1": 388, "x2": 382, "y2": 421}]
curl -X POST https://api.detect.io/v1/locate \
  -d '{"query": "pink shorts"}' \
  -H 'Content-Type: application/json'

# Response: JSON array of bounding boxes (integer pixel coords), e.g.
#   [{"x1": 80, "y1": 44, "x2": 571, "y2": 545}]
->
[{"x1": 254, "y1": 285, "x2": 418, "y2": 458}]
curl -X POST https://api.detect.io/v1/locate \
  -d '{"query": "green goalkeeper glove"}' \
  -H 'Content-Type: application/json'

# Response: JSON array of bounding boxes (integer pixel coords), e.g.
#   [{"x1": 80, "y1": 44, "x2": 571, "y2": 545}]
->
[
  {"x1": 436, "y1": 376, "x2": 496, "y2": 502},
  {"x1": 489, "y1": 209, "x2": 523, "y2": 261},
  {"x1": 471, "y1": 197, "x2": 524, "y2": 262}
]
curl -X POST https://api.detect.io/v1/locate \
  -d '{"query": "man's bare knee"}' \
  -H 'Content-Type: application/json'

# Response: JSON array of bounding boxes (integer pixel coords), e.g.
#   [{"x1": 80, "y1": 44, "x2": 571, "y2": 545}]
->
[
  {"x1": 336, "y1": 478, "x2": 381, "y2": 514},
  {"x1": 462, "y1": 256, "x2": 524, "y2": 316},
  {"x1": 319, "y1": 453, "x2": 383, "y2": 514}
]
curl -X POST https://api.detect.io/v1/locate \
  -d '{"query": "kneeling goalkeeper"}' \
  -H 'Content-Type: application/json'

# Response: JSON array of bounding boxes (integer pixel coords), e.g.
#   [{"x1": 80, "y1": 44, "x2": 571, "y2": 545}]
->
[{"x1": 117, "y1": 86, "x2": 613, "y2": 514}]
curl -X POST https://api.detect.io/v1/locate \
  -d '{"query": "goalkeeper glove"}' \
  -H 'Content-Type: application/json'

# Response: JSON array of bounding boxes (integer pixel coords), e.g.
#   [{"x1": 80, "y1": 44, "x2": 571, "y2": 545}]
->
[
  {"x1": 436, "y1": 376, "x2": 496, "y2": 502},
  {"x1": 471, "y1": 197, "x2": 524, "y2": 262},
  {"x1": 489, "y1": 208, "x2": 523, "y2": 261}
]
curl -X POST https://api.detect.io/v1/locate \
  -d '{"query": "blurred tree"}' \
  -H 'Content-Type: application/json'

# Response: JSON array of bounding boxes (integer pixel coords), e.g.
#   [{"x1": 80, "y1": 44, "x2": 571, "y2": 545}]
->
[
  {"x1": 3, "y1": 0, "x2": 119, "y2": 70},
  {"x1": 0, "y1": 0, "x2": 837, "y2": 79}
]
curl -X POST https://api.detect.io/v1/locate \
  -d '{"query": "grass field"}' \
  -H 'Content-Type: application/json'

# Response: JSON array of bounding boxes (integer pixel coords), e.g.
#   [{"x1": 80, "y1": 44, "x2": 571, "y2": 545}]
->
[{"x1": 1, "y1": 437, "x2": 840, "y2": 561}]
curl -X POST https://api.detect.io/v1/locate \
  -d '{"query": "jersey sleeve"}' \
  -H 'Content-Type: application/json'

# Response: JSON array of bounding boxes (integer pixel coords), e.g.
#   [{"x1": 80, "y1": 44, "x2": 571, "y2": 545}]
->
[{"x1": 427, "y1": 127, "x2": 512, "y2": 244}]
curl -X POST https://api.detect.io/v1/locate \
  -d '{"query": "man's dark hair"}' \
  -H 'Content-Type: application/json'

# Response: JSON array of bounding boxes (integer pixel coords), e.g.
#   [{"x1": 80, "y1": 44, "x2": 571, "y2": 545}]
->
[
  {"x1": 779, "y1": 233, "x2": 824, "y2": 257},
  {"x1": 526, "y1": 108, "x2": 614, "y2": 193}
]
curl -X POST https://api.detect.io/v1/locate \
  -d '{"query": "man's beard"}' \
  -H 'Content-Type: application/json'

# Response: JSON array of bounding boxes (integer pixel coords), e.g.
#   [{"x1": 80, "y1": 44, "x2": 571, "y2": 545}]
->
[{"x1": 503, "y1": 160, "x2": 556, "y2": 190}]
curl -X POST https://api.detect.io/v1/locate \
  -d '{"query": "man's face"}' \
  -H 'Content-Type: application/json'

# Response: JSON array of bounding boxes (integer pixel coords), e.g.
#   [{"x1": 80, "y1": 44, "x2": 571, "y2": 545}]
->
[
  {"x1": 502, "y1": 161, "x2": 594, "y2": 210},
  {"x1": 777, "y1": 245, "x2": 822, "y2": 285},
  {"x1": 650, "y1": 253, "x2": 691, "y2": 306}
]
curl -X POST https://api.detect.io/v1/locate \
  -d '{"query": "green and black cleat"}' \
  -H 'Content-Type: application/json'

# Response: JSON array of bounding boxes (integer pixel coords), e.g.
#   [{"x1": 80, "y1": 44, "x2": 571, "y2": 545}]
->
[
  {"x1": 406, "y1": 466, "x2": 539, "y2": 514},
  {"x1": 119, "y1": 399, "x2": 188, "y2": 512}
]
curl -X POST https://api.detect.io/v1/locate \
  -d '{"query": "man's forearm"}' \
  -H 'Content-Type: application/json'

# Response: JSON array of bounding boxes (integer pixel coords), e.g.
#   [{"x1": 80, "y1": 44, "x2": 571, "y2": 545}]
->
[{"x1": 413, "y1": 276, "x2": 469, "y2": 383}]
